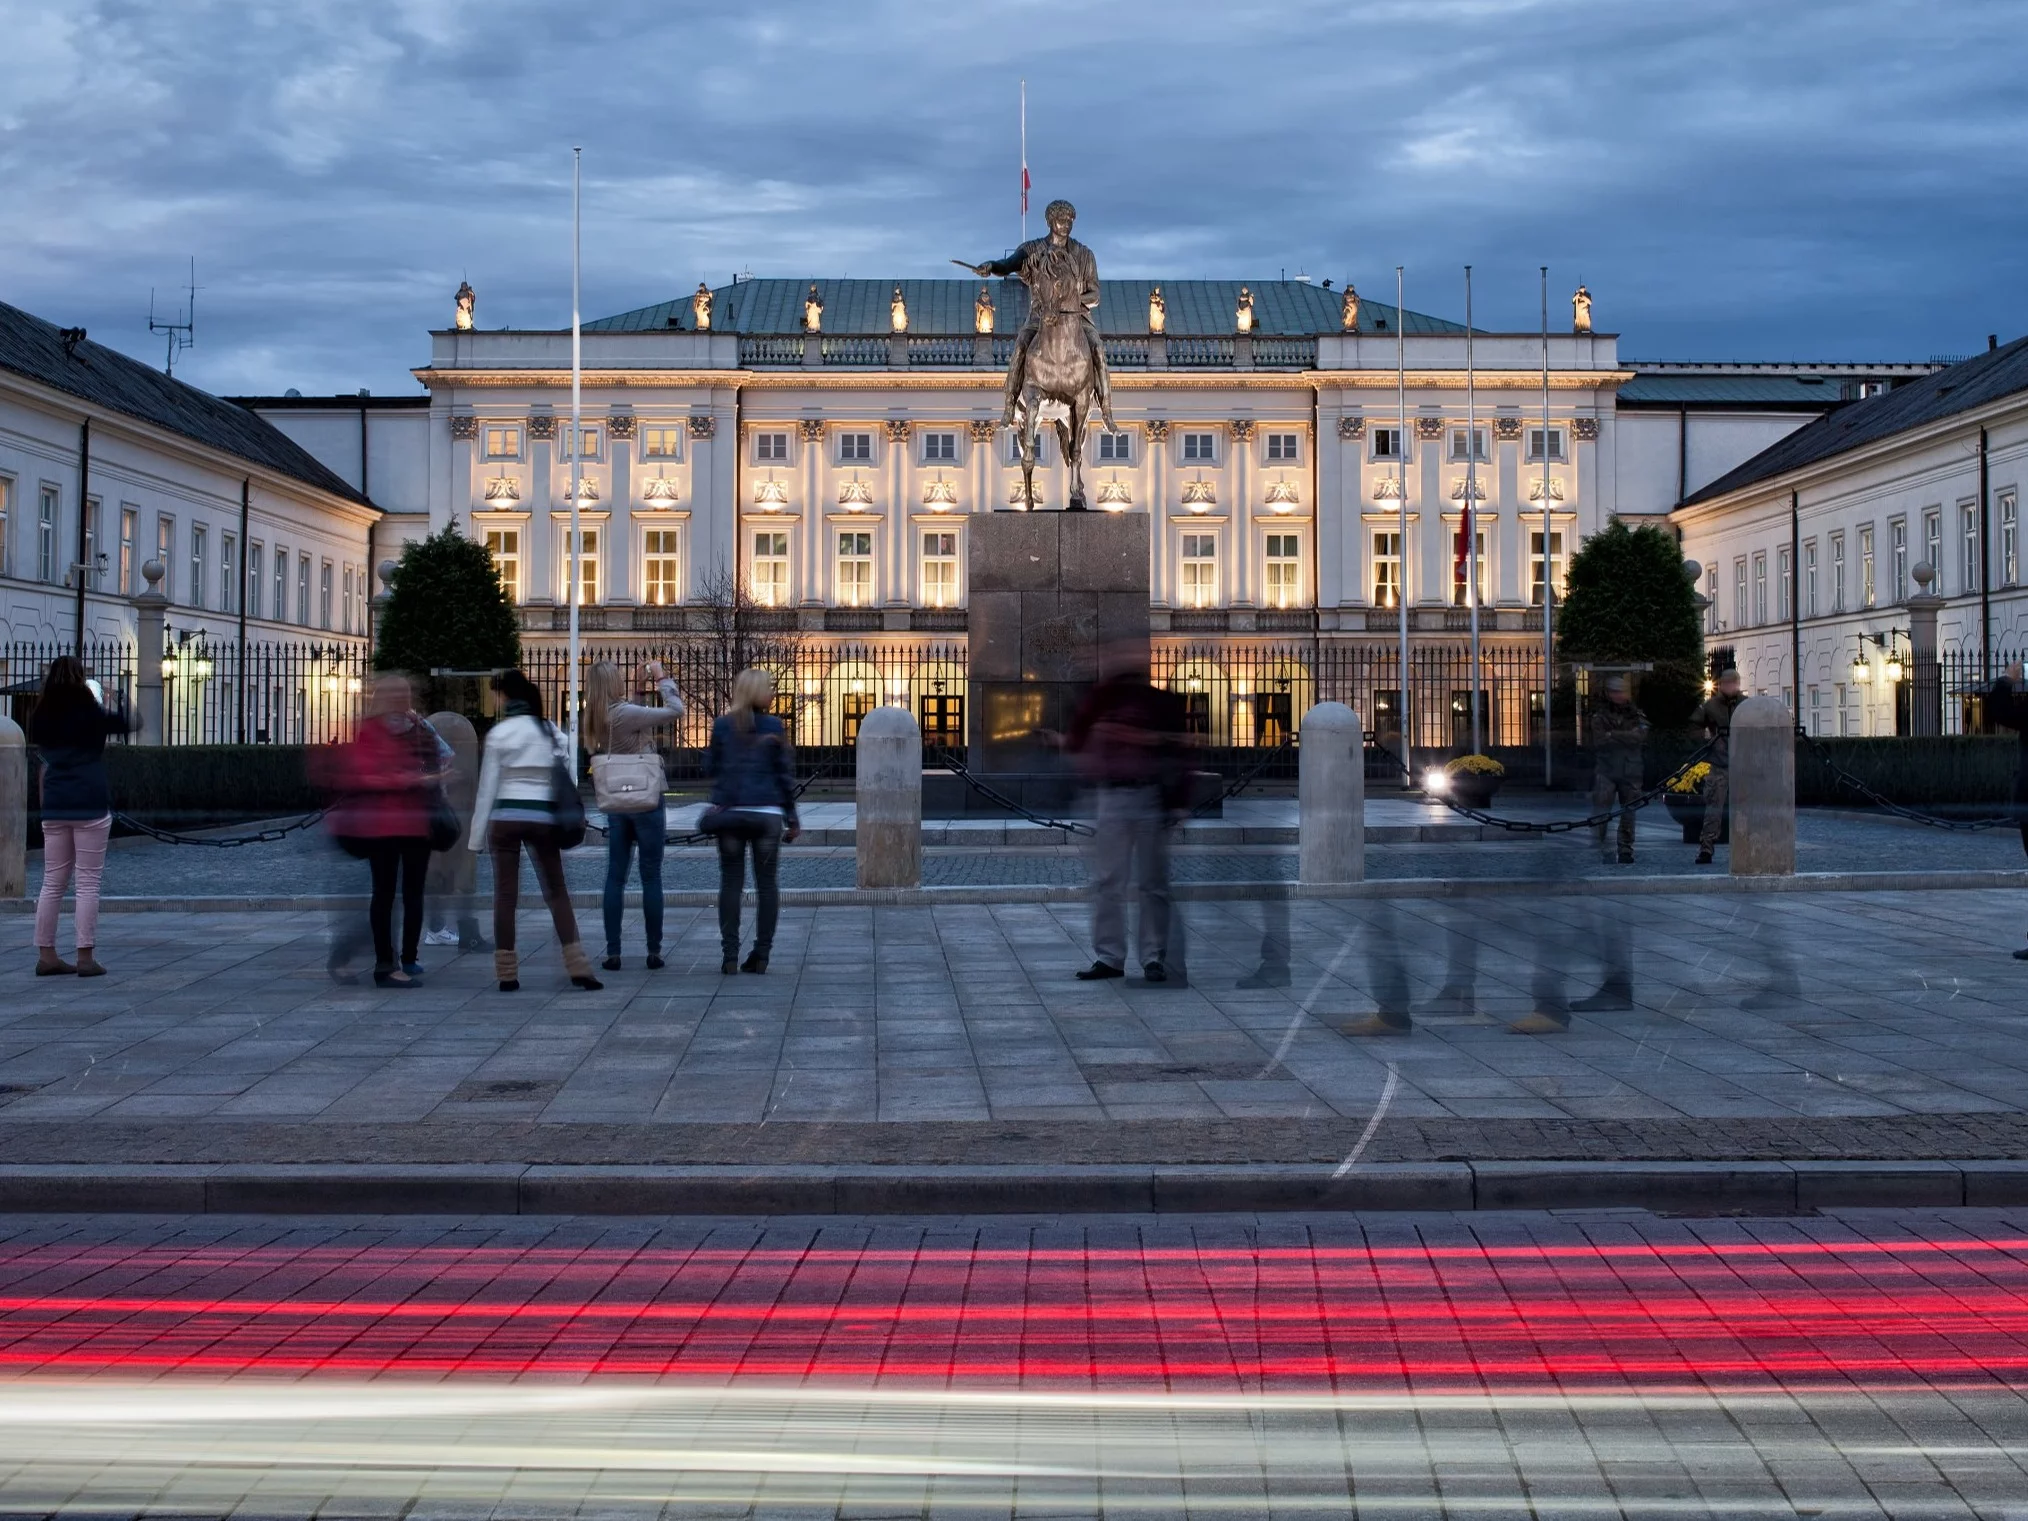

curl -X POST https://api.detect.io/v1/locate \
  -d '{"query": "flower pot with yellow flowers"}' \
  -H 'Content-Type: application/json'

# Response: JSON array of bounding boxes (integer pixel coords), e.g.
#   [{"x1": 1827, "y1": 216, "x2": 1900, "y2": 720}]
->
[
  {"x1": 1663, "y1": 760, "x2": 1726, "y2": 843},
  {"x1": 1441, "y1": 753, "x2": 1505, "y2": 809}
]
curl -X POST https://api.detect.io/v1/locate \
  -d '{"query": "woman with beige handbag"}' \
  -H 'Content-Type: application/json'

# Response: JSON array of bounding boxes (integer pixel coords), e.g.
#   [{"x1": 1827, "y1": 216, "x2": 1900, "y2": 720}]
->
[{"x1": 584, "y1": 659, "x2": 684, "y2": 970}]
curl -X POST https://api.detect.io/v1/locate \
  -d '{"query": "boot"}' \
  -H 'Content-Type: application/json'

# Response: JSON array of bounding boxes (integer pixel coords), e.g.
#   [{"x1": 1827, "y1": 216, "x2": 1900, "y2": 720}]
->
[
  {"x1": 35, "y1": 948, "x2": 75, "y2": 977},
  {"x1": 494, "y1": 947, "x2": 520, "y2": 992},
  {"x1": 1695, "y1": 847, "x2": 1715, "y2": 865},
  {"x1": 741, "y1": 950, "x2": 769, "y2": 975},
  {"x1": 74, "y1": 949, "x2": 105, "y2": 979},
  {"x1": 562, "y1": 942, "x2": 603, "y2": 991},
  {"x1": 1571, "y1": 982, "x2": 1633, "y2": 1013}
]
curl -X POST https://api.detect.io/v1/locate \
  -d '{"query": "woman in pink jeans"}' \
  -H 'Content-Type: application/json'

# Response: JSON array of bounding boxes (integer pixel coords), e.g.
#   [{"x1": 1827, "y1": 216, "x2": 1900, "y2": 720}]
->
[{"x1": 29, "y1": 657, "x2": 135, "y2": 977}]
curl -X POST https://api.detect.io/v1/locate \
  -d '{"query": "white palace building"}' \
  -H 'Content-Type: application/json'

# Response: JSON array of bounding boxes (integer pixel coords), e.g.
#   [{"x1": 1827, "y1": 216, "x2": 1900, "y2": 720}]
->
[{"x1": 6, "y1": 269, "x2": 2020, "y2": 742}]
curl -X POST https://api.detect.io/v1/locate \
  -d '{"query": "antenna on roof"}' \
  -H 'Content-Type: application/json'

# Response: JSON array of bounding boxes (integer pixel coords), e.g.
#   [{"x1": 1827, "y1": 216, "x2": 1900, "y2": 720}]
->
[{"x1": 148, "y1": 257, "x2": 198, "y2": 376}]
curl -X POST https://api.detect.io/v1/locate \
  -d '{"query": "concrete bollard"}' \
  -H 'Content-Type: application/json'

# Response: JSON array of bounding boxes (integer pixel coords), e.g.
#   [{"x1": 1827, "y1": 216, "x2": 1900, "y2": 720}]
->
[
  {"x1": 856, "y1": 704, "x2": 922, "y2": 890},
  {"x1": 1729, "y1": 695, "x2": 1795, "y2": 877},
  {"x1": 0, "y1": 716, "x2": 23, "y2": 899},
  {"x1": 134, "y1": 559, "x2": 169, "y2": 746},
  {"x1": 1298, "y1": 701, "x2": 1364, "y2": 884}
]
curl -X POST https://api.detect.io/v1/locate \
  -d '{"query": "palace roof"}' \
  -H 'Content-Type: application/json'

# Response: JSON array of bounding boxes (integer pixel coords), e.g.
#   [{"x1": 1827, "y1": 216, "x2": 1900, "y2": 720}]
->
[
  {"x1": 0, "y1": 300, "x2": 372, "y2": 507},
  {"x1": 586, "y1": 278, "x2": 1467, "y2": 338},
  {"x1": 1682, "y1": 334, "x2": 2028, "y2": 505}
]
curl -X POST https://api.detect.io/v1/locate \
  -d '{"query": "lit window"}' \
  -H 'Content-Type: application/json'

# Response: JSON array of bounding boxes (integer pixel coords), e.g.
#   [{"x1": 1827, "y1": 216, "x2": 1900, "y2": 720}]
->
[
  {"x1": 190, "y1": 524, "x2": 208, "y2": 610},
  {"x1": 1529, "y1": 531, "x2": 1566, "y2": 606},
  {"x1": 1525, "y1": 428, "x2": 1566, "y2": 463},
  {"x1": 1448, "y1": 428, "x2": 1488, "y2": 462},
  {"x1": 1264, "y1": 532, "x2": 1301, "y2": 608},
  {"x1": 837, "y1": 530, "x2": 873, "y2": 606},
  {"x1": 560, "y1": 424, "x2": 601, "y2": 461},
  {"x1": 920, "y1": 432, "x2": 956, "y2": 464},
  {"x1": 837, "y1": 432, "x2": 872, "y2": 464},
  {"x1": 41, "y1": 487, "x2": 62, "y2": 584},
  {"x1": 483, "y1": 527, "x2": 519, "y2": 603},
  {"x1": 644, "y1": 426, "x2": 685, "y2": 459},
  {"x1": 1265, "y1": 432, "x2": 1300, "y2": 462},
  {"x1": 482, "y1": 426, "x2": 521, "y2": 460},
  {"x1": 1182, "y1": 432, "x2": 1217, "y2": 463},
  {"x1": 1181, "y1": 533, "x2": 1216, "y2": 607},
  {"x1": 643, "y1": 528, "x2": 681, "y2": 605},
  {"x1": 1369, "y1": 427, "x2": 1405, "y2": 461},
  {"x1": 561, "y1": 528, "x2": 599, "y2": 604},
  {"x1": 1371, "y1": 531, "x2": 1401, "y2": 608},
  {"x1": 752, "y1": 530, "x2": 790, "y2": 607},
  {"x1": 922, "y1": 530, "x2": 958, "y2": 607},
  {"x1": 1097, "y1": 431, "x2": 1132, "y2": 463}
]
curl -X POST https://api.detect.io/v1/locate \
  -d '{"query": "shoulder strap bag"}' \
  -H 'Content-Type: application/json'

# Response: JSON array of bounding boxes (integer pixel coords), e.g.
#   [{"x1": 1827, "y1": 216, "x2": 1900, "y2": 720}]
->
[{"x1": 545, "y1": 723, "x2": 588, "y2": 849}]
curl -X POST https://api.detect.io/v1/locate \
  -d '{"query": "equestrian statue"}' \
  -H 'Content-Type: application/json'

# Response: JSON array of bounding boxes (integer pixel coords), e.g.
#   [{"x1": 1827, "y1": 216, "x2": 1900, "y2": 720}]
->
[{"x1": 956, "y1": 199, "x2": 1118, "y2": 511}]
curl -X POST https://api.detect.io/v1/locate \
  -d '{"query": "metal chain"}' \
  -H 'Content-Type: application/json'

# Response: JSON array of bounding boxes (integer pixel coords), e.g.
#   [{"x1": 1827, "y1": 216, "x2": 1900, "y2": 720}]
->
[
  {"x1": 928, "y1": 748, "x2": 1095, "y2": 836},
  {"x1": 114, "y1": 809, "x2": 329, "y2": 848},
  {"x1": 1795, "y1": 730, "x2": 2018, "y2": 831},
  {"x1": 1391, "y1": 741, "x2": 1718, "y2": 835}
]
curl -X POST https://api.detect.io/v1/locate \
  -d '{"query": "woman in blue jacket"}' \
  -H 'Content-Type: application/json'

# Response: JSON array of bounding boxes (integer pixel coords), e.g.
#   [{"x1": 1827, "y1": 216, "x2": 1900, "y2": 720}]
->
[{"x1": 705, "y1": 668, "x2": 799, "y2": 974}]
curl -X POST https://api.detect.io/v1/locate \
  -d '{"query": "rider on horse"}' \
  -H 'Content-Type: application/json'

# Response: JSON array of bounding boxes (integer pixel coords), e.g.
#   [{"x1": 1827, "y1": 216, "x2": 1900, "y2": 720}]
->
[{"x1": 967, "y1": 200, "x2": 1119, "y2": 433}]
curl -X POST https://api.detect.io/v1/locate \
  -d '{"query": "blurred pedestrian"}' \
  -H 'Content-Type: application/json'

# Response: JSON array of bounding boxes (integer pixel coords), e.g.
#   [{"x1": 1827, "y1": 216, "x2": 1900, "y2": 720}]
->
[
  {"x1": 703, "y1": 668, "x2": 799, "y2": 976},
  {"x1": 1064, "y1": 642, "x2": 1188, "y2": 983},
  {"x1": 585, "y1": 658, "x2": 684, "y2": 971},
  {"x1": 328, "y1": 673, "x2": 449, "y2": 989},
  {"x1": 420, "y1": 711, "x2": 487, "y2": 952},
  {"x1": 28, "y1": 657, "x2": 136, "y2": 977},
  {"x1": 1692, "y1": 668, "x2": 1745, "y2": 865},
  {"x1": 1588, "y1": 675, "x2": 1648, "y2": 865},
  {"x1": 469, "y1": 670, "x2": 601, "y2": 992},
  {"x1": 1987, "y1": 660, "x2": 2028, "y2": 960}
]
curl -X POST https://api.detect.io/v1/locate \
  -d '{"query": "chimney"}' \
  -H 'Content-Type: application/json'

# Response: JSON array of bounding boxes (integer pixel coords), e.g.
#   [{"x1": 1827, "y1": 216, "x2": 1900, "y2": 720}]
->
[{"x1": 1990, "y1": 334, "x2": 2000, "y2": 352}]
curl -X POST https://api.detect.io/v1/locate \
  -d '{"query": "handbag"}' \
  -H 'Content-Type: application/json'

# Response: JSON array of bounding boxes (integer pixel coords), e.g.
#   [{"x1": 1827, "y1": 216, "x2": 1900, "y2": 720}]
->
[
  {"x1": 423, "y1": 785, "x2": 461, "y2": 852},
  {"x1": 590, "y1": 751, "x2": 665, "y2": 814},
  {"x1": 545, "y1": 724, "x2": 588, "y2": 849}
]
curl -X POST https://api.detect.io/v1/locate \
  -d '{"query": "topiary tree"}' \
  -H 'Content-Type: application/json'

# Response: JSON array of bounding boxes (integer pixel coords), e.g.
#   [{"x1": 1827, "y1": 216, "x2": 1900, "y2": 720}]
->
[
  {"x1": 374, "y1": 523, "x2": 520, "y2": 699},
  {"x1": 1558, "y1": 518, "x2": 1704, "y2": 729}
]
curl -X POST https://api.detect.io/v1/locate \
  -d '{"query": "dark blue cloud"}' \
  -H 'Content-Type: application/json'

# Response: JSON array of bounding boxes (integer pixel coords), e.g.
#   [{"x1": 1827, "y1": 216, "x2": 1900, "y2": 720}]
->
[{"x1": 3, "y1": 0, "x2": 2023, "y2": 394}]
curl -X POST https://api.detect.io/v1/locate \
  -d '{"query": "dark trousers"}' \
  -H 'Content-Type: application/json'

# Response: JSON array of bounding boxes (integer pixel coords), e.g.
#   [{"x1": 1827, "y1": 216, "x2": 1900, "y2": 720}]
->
[
  {"x1": 488, "y1": 819, "x2": 579, "y2": 953},
  {"x1": 1591, "y1": 767, "x2": 1641, "y2": 856},
  {"x1": 1699, "y1": 765, "x2": 1731, "y2": 849},
  {"x1": 716, "y1": 815, "x2": 784, "y2": 958},
  {"x1": 602, "y1": 807, "x2": 667, "y2": 957},
  {"x1": 365, "y1": 838, "x2": 431, "y2": 967}
]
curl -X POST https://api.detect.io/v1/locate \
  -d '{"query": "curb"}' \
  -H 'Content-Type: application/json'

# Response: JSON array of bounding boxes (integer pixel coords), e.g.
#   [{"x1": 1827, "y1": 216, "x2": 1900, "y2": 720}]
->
[
  {"x1": 10, "y1": 867, "x2": 2027, "y2": 914},
  {"x1": 2, "y1": 1160, "x2": 2024, "y2": 1216}
]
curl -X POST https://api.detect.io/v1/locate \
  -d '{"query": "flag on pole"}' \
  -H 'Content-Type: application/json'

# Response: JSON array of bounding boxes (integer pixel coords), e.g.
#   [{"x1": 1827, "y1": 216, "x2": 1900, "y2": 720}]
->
[
  {"x1": 1021, "y1": 163, "x2": 1030, "y2": 216},
  {"x1": 1454, "y1": 503, "x2": 1472, "y2": 587}
]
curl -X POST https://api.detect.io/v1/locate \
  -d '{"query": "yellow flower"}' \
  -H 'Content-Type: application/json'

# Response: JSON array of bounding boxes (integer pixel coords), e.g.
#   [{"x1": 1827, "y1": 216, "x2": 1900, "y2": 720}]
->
[
  {"x1": 1444, "y1": 753, "x2": 1505, "y2": 778},
  {"x1": 1667, "y1": 761, "x2": 1712, "y2": 794}
]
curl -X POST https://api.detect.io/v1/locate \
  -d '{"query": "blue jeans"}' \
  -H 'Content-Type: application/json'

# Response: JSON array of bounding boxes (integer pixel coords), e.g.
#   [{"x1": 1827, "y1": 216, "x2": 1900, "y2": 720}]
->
[{"x1": 601, "y1": 807, "x2": 666, "y2": 957}]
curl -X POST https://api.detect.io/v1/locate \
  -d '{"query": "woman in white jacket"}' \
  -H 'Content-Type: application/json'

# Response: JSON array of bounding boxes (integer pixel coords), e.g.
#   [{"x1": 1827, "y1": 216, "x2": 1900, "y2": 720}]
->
[{"x1": 468, "y1": 669, "x2": 601, "y2": 992}]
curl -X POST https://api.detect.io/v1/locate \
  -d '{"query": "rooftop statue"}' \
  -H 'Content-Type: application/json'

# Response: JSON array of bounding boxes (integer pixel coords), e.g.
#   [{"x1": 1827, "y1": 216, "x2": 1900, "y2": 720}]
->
[
  {"x1": 1572, "y1": 283, "x2": 1593, "y2": 334},
  {"x1": 1341, "y1": 283, "x2": 1359, "y2": 332},
  {"x1": 453, "y1": 280, "x2": 475, "y2": 331},
  {"x1": 691, "y1": 282, "x2": 713, "y2": 331},
  {"x1": 1235, "y1": 285, "x2": 1256, "y2": 334},
  {"x1": 802, "y1": 283, "x2": 824, "y2": 332},
  {"x1": 974, "y1": 284, "x2": 995, "y2": 335},
  {"x1": 1148, "y1": 285, "x2": 1167, "y2": 335},
  {"x1": 955, "y1": 199, "x2": 1118, "y2": 512}
]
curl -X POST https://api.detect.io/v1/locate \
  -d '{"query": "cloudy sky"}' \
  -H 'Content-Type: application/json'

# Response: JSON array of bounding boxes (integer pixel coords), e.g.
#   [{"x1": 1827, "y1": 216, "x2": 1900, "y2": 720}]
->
[{"x1": 4, "y1": 0, "x2": 2025, "y2": 397}]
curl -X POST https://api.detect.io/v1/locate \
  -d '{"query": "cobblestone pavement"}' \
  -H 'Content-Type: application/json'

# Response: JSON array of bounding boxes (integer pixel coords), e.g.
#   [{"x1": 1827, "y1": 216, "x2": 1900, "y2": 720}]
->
[
  {"x1": 53, "y1": 803, "x2": 2028, "y2": 899},
  {"x1": 1, "y1": 1208, "x2": 2026, "y2": 1517},
  {"x1": 3, "y1": 887, "x2": 2026, "y2": 1163}
]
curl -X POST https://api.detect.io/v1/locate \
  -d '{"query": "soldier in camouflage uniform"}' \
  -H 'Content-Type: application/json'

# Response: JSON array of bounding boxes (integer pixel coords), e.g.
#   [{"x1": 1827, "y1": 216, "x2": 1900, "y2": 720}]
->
[{"x1": 1589, "y1": 676, "x2": 1649, "y2": 865}]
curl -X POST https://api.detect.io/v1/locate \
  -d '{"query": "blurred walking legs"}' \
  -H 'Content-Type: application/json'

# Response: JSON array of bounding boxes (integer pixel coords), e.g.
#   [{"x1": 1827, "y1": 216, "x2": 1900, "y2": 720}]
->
[{"x1": 1086, "y1": 785, "x2": 1173, "y2": 978}]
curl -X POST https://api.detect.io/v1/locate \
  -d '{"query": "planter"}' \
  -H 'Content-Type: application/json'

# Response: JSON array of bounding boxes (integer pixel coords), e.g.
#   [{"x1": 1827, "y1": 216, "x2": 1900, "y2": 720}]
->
[
  {"x1": 1448, "y1": 775, "x2": 1503, "y2": 810},
  {"x1": 1664, "y1": 791, "x2": 1726, "y2": 844}
]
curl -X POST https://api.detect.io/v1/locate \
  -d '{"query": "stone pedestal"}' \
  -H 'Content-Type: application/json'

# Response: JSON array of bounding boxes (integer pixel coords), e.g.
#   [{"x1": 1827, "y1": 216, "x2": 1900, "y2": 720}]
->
[
  {"x1": 960, "y1": 511, "x2": 1150, "y2": 814},
  {"x1": 856, "y1": 705, "x2": 922, "y2": 888},
  {"x1": 1298, "y1": 702, "x2": 1363, "y2": 884},
  {"x1": 1906, "y1": 565, "x2": 1945, "y2": 738},
  {"x1": 0, "y1": 716, "x2": 23, "y2": 899},
  {"x1": 134, "y1": 560, "x2": 168, "y2": 747},
  {"x1": 1730, "y1": 695, "x2": 1795, "y2": 877}
]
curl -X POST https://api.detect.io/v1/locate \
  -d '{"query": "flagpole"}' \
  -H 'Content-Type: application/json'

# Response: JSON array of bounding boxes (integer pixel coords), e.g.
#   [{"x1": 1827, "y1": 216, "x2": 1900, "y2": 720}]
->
[
  {"x1": 1396, "y1": 265, "x2": 1410, "y2": 788},
  {"x1": 1465, "y1": 265, "x2": 1481, "y2": 756},
  {"x1": 1019, "y1": 79, "x2": 1028, "y2": 244},
  {"x1": 1540, "y1": 265, "x2": 1554, "y2": 789},
  {"x1": 568, "y1": 146, "x2": 582, "y2": 775}
]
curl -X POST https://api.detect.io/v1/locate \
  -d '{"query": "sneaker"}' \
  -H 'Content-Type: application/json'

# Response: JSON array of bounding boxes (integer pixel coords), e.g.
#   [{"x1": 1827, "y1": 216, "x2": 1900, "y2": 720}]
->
[
  {"x1": 420, "y1": 927, "x2": 460, "y2": 947},
  {"x1": 1143, "y1": 962, "x2": 1168, "y2": 984},
  {"x1": 1075, "y1": 961, "x2": 1125, "y2": 981}
]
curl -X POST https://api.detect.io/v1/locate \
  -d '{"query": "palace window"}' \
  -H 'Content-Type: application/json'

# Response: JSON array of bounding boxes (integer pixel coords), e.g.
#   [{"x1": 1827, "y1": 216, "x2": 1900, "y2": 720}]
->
[
  {"x1": 643, "y1": 528, "x2": 681, "y2": 605},
  {"x1": 922, "y1": 530, "x2": 958, "y2": 607},
  {"x1": 1706, "y1": 565, "x2": 1718, "y2": 633},
  {"x1": 296, "y1": 553, "x2": 311, "y2": 624},
  {"x1": 560, "y1": 528, "x2": 599, "y2": 605},
  {"x1": 222, "y1": 532, "x2": 239, "y2": 615},
  {"x1": 559, "y1": 424, "x2": 601, "y2": 460},
  {"x1": 1923, "y1": 508, "x2": 1942, "y2": 594},
  {"x1": 1370, "y1": 427, "x2": 1405, "y2": 461},
  {"x1": 920, "y1": 431, "x2": 956, "y2": 464},
  {"x1": 482, "y1": 426, "x2": 521, "y2": 460},
  {"x1": 319, "y1": 560, "x2": 333, "y2": 630},
  {"x1": 1529, "y1": 530, "x2": 1566, "y2": 606},
  {"x1": 0, "y1": 476, "x2": 10, "y2": 578},
  {"x1": 1753, "y1": 552, "x2": 1767, "y2": 624},
  {"x1": 1776, "y1": 545, "x2": 1792, "y2": 621},
  {"x1": 1448, "y1": 427, "x2": 1488, "y2": 462},
  {"x1": 645, "y1": 426, "x2": 685, "y2": 459},
  {"x1": 83, "y1": 498, "x2": 100, "y2": 587},
  {"x1": 1182, "y1": 432, "x2": 1217, "y2": 463},
  {"x1": 836, "y1": 530, "x2": 873, "y2": 606},
  {"x1": 41, "y1": 487, "x2": 62, "y2": 584},
  {"x1": 1452, "y1": 528, "x2": 1488, "y2": 606},
  {"x1": 1733, "y1": 557, "x2": 1748, "y2": 627},
  {"x1": 1889, "y1": 518, "x2": 1907, "y2": 602},
  {"x1": 2003, "y1": 491, "x2": 2019, "y2": 586},
  {"x1": 1181, "y1": 533, "x2": 1216, "y2": 607},
  {"x1": 1804, "y1": 539, "x2": 1818, "y2": 617},
  {"x1": 483, "y1": 527, "x2": 520, "y2": 601},
  {"x1": 155, "y1": 513, "x2": 173, "y2": 599},
  {"x1": 1526, "y1": 427, "x2": 1566, "y2": 463},
  {"x1": 1962, "y1": 502, "x2": 1980, "y2": 594},
  {"x1": 1264, "y1": 532, "x2": 1302, "y2": 608},
  {"x1": 273, "y1": 542, "x2": 288, "y2": 620},
  {"x1": 340, "y1": 564, "x2": 353, "y2": 632},
  {"x1": 837, "y1": 432, "x2": 873, "y2": 464},
  {"x1": 1097, "y1": 431, "x2": 1132, "y2": 463},
  {"x1": 1860, "y1": 525, "x2": 1875, "y2": 607},
  {"x1": 1265, "y1": 432, "x2": 1300, "y2": 463},
  {"x1": 1830, "y1": 532, "x2": 1845, "y2": 612},
  {"x1": 190, "y1": 524, "x2": 208, "y2": 611},
  {"x1": 752, "y1": 530, "x2": 790, "y2": 607},
  {"x1": 246, "y1": 541, "x2": 261, "y2": 618},
  {"x1": 1371, "y1": 531, "x2": 1402, "y2": 608}
]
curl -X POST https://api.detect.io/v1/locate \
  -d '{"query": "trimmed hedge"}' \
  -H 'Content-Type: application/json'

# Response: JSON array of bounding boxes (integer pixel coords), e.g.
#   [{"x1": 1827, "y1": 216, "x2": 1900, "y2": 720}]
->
[
  {"x1": 1796, "y1": 736, "x2": 2019, "y2": 809},
  {"x1": 28, "y1": 745, "x2": 320, "y2": 840}
]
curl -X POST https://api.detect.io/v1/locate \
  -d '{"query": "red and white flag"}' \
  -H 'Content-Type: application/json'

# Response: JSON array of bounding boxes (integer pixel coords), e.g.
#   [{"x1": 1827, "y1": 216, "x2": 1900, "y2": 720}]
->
[{"x1": 1021, "y1": 163, "x2": 1030, "y2": 217}]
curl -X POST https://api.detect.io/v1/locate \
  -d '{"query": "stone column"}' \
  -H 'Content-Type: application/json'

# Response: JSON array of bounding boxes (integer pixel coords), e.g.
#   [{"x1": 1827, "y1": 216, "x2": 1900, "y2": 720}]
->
[
  {"x1": 134, "y1": 559, "x2": 168, "y2": 746},
  {"x1": 1230, "y1": 427, "x2": 1255, "y2": 606},
  {"x1": 1905, "y1": 561, "x2": 1944, "y2": 737},
  {"x1": 1730, "y1": 694, "x2": 1795, "y2": 877},
  {"x1": 607, "y1": 424, "x2": 634, "y2": 606},
  {"x1": 856, "y1": 704, "x2": 921, "y2": 889},
  {"x1": 1298, "y1": 701, "x2": 1364, "y2": 883},
  {"x1": 0, "y1": 715, "x2": 24, "y2": 898},
  {"x1": 528, "y1": 419, "x2": 556, "y2": 605}
]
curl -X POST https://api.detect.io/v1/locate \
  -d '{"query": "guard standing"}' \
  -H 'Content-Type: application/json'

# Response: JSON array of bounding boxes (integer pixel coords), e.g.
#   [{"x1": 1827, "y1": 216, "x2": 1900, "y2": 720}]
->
[
  {"x1": 1691, "y1": 669, "x2": 1746, "y2": 865},
  {"x1": 1589, "y1": 676, "x2": 1649, "y2": 865}
]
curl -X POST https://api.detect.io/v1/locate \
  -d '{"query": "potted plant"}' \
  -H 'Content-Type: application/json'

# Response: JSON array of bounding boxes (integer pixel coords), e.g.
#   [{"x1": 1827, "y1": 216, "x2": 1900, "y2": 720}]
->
[
  {"x1": 1441, "y1": 753, "x2": 1505, "y2": 808},
  {"x1": 1663, "y1": 760, "x2": 1725, "y2": 843}
]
